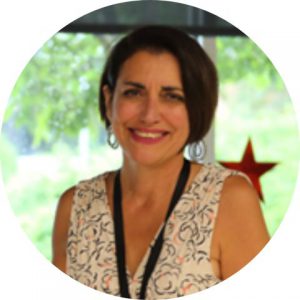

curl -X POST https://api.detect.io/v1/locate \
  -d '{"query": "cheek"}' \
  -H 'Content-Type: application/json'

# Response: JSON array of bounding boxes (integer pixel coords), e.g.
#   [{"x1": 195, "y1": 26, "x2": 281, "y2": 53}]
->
[
  {"x1": 170, "y1": 107, "x2": 190, "y2": 130},
  {"x1": 112, "y1": 100, "x2": 139, "y2": 122}
]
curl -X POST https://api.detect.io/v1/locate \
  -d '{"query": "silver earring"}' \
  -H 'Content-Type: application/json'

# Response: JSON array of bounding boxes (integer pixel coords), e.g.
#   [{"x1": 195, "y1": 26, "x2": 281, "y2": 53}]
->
[
  {"x1": 107, "y1": 125, "x2": 119, "y2": 149},
  {"x1": 188, "y1": 141, "x2": 206, "y2": 162}
]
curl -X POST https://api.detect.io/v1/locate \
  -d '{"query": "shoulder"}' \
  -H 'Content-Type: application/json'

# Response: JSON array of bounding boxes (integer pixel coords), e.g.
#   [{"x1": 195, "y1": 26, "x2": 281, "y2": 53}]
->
[
  {"x1": 55, "y1": 186, "x2": 76, "y2": 217},
  {"x1": 200, "y1": 164, "x2": 262, "y2": 231},
  {"x1": 53, "y1": 186, "x2": 76, "y2": 236},
  {"x1": 76, "y1": 171, "x2": 113, "y2": 192},
  {"x1": 222, "y1": 173, "x2": 258, "y2": 202},
  {"x1": 213, "y1": 173, "x2": 270, "y2": 278},
  {"x1": 218, "y1": 172, "x2": 264, "y2": 231},
  {"x1": 52, "y1": 186, "x2": 76, "y2": 272}
]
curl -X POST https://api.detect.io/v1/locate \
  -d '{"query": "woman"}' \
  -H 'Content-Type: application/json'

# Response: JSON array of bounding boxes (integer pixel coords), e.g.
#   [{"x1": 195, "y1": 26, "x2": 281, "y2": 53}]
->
[{"x1": 52, "y1": 26, "x2": 269, "y2": 299}]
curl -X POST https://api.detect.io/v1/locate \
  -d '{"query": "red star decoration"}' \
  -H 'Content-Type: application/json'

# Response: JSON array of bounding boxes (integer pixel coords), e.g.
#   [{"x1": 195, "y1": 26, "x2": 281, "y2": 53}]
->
[{"x1": 219, "y1": 139, "x2": 277, "y2": 201}]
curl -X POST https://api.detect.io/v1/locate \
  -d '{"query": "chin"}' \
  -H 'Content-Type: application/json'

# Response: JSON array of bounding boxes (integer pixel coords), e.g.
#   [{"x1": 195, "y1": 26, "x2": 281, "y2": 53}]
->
[
  {"x1": 126, "y1": 152, "x2": 162, "y2": 167},
  {"x1": 124, "y1": 149, "x2": 183, "y2": 168}
]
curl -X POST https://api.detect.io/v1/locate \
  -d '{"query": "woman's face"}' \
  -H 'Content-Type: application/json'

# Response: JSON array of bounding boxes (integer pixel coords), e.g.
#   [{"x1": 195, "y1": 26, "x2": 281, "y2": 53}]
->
[{"x1": 103, "y1": 50, "x2": 190, "y2": 167}]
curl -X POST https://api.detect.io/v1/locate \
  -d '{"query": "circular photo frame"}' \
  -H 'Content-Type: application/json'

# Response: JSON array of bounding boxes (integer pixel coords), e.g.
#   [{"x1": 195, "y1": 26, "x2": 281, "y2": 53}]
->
[{"x1": 0, "y1": 1, "x2": 299, "y2": 299}]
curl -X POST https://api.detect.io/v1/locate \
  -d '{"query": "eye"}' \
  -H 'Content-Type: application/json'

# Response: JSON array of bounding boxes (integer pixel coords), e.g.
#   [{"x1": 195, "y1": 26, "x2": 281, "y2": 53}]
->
[
  {"x1": 123, "y1": 89, "x2": 142, "y2": 97},
  {"x1": 164, "y1": 92, "x2": 185, "y2": 102}
]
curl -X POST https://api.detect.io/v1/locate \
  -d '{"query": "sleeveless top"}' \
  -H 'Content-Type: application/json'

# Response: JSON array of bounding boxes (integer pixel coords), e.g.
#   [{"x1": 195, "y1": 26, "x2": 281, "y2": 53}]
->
[{"x1": 66, "y1": 163, "x2": 248, "y2": 299}]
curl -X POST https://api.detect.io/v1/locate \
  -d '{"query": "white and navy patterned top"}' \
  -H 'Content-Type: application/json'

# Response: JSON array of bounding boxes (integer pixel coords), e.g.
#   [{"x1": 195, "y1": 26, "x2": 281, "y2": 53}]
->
[{"x1": 66, "y1": 163, "x2": 248, "y2": 299}]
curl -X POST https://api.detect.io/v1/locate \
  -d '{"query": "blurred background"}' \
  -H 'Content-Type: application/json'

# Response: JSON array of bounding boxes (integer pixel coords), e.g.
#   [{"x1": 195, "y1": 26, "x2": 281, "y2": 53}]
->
[{"x1": 0, "y1": 1, "x2": 299, "y2": 260}]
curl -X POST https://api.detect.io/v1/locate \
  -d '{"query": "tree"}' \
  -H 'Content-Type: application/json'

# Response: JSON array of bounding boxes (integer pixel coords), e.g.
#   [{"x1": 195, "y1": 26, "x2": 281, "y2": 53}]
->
[
  {"x1": 4, "y1": 33, "x2": 284, "y2": 149},
  {"x1": 5, "y1": 33, "x2": 117, "y2": 148}
]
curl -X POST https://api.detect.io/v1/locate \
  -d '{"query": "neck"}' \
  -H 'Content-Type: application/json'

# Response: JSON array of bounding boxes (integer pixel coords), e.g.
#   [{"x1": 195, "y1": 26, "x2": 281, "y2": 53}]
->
[{"x1": 120, "y1": 155, "x2": 185, "y2": 204}]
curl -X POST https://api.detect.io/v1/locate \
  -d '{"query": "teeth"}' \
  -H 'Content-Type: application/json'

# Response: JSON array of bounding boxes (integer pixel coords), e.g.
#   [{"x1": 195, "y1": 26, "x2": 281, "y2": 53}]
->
[{"x1": 134, "y1": 130, "x2": 164, "y2": 138}]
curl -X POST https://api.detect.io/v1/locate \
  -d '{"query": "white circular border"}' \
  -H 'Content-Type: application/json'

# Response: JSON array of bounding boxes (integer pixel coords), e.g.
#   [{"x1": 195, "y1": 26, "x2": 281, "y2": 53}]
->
[{"x1": 0, "y1": 0, "x2": 299, "y2": 299}]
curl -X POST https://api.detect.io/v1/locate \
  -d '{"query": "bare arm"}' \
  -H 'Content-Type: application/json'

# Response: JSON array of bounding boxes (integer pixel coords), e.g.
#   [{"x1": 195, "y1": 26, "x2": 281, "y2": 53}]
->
[
  {"x1": 51, "y1": 186, "x2": 75, "y2": 273},
  {"x1": 213, "y1": 175, "x2": 270, "y2": 279}
]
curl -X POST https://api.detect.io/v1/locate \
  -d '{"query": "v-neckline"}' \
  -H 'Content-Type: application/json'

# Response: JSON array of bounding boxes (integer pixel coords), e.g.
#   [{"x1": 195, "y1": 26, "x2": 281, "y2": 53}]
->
[{"x1": 102, "y1": 163, "x2": 209, "y2": 284}]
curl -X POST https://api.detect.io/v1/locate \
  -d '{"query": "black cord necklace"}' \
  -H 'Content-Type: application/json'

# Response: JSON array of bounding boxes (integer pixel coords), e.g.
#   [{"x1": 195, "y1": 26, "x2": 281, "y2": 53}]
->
[{"x1": 113, "y1": 159, "x2": 191, "y2": 299}]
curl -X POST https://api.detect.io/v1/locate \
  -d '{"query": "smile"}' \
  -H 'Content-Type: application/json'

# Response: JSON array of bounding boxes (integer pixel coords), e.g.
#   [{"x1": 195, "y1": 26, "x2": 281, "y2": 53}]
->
[{"x1": 129, "y1": 128, "x2": 169, "y2": 144}]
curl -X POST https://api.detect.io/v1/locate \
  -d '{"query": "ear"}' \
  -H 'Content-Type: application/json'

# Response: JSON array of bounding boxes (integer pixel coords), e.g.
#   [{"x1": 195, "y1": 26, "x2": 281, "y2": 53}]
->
[{"x1": 102, "y1": 85, "x2": 113, "y2": 122}]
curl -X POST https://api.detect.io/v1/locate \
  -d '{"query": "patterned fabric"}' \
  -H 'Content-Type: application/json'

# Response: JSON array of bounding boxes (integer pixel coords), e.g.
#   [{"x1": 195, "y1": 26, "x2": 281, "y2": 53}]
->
[{"x1": 66, "y1": 163, "x2": 248, "y2": 299}]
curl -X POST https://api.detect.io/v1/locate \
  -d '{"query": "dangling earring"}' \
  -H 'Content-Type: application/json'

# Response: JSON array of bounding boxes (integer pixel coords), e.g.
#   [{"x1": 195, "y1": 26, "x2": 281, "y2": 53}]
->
[
  {"x1": 188, "y1": 140, "x2": 206, "y2": 162},
  {"x1": 107, "y1": 125, "x2": 119, "y2": 149}
]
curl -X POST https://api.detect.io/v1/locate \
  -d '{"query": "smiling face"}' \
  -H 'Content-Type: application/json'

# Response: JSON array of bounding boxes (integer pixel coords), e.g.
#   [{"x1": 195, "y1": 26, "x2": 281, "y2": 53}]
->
[{"x1": 103, "y1": 50, "x2": 190, "y2": 167}]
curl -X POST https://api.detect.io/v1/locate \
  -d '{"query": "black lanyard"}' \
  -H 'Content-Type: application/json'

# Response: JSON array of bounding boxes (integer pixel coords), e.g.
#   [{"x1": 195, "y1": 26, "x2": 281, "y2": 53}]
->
[{"x1": 113, "y1": 159, "x2": 191, "y2": 299}]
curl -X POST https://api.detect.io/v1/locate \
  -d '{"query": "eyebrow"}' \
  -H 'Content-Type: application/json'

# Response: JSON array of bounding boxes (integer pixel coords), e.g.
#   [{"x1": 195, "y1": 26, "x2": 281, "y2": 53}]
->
[
  {"x1": 161, "y1": 86, "x2": 184, "y2": 92},
  {"x1": 123, "y1": 81, "x2": 145, "y2": 89},
  {"x1": 123, "y1": 81, "x2": 184, "y2": 92}
]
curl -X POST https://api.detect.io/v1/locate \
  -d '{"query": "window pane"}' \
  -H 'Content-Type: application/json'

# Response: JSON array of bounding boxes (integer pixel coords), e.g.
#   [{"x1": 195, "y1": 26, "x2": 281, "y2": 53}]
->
[
  {"x1": 215, "y1": 36, "x2": 300, "y2": 235},
  {"x1": 1, "y1": 33, "x2": 122, "y2": 259}
]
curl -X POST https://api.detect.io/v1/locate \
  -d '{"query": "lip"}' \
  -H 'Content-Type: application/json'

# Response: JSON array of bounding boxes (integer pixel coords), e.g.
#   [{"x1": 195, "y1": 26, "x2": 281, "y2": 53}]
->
[{"x1": 129, "y1": 128, "x2": 169, "y2": 144}]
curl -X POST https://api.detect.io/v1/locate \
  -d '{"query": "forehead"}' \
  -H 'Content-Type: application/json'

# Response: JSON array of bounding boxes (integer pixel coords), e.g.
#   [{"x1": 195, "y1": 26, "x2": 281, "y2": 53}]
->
[{"x1": 117, "y1": 50, "x2": 183, "y2": 86}]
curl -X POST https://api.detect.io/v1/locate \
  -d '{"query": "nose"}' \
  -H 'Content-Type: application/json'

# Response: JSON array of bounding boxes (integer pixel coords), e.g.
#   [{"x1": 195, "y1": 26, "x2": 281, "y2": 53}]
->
[{"x1": 139, "y1": 93, "x2": 161, "y2": 124}]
